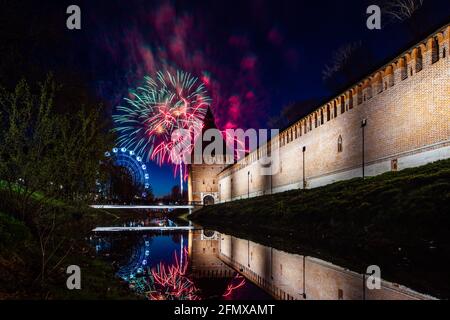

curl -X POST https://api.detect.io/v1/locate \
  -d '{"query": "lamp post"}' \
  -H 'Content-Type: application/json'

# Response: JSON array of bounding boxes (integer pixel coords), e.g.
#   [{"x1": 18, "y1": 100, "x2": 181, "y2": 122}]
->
[
  {"x1": 361, "y1": 119, "x2": 367, "y2": 179},
  {"x1": 302, "y1": 146, "x2": 306, "y2": 189}
]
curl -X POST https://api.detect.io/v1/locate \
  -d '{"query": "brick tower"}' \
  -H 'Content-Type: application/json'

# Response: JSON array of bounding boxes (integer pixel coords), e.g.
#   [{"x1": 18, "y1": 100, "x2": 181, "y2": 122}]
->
[{"x1": 187, "y1": 108, "x2": 228, "y2": 205}]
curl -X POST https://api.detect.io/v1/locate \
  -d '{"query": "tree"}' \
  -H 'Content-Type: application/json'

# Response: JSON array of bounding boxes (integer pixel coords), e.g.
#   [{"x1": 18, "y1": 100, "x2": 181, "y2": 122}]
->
[
  {"x1": 384, "y1": 0, "x2": 424, "y2": 22},
  {"x1": 268, "y1": 99, "x2": 319, "y2": 129},
  {"x1": 0, "y1": 75, "x2": 114, "y2": 286},
  {"x1": 98, "y1": 160, "x2": 144, "y2": 204},
  {"x1": 0, "y1": 75, "x2": 58, "y2": 220},
  {"x1": 321, "y1": 42, "x2": 376, "y2": 93}
]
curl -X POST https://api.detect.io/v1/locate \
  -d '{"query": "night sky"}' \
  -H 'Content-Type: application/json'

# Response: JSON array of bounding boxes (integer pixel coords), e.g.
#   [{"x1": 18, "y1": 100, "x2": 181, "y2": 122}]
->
[{"x1": 2, "y1": 0, "x2": 449, "y2": 196}]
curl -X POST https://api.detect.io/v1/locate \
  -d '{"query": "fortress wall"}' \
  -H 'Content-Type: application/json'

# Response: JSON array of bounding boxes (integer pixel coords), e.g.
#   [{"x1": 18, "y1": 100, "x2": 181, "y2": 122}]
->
[{"x1": 217, "y1": 24, "x2": 450, "y2": 202}]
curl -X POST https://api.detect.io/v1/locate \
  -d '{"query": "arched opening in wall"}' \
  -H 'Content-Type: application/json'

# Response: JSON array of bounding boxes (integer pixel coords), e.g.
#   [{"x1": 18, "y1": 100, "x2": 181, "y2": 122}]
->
[
  {"x1": 203, "y1": 195, "x2": 215, "y2": 206},
  {"x1": 340, "y1": 96, "x2": 345, "y2": 114},
  {"x1": 432, "y1": 37, "x2": 440, "y2": 64},
  {"x1": 416, "y1": 47, "x2": 423, "y2": 72},
  {"x1": 327, "y1": 105, "x2": 331, "y2": 121},
  {"x1": 314, "y1": 113, "x2": 318, "y2": 128},
  {"x1": 338, "y1": 135, "x2": 343, "y2": 153},
  {"x1": 443, "y1": 47, "x2": 447, "y2": 58},
  {"x1": 333, "y1": 101, "x2": 338, "y2": 117},
  {"x1": 320, "y1": 109, "x2": 324, "y2": 124},
  {"x1": 348, "y1": 92, "x2": 353, "y2": 109}
]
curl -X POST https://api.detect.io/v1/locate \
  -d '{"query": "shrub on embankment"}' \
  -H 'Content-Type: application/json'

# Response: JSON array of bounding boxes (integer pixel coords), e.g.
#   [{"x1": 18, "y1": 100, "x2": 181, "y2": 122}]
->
[
  {"x1": 191, "y1": 159, "x2": 450, "y2": 298},
  {"x1": 0, "y1": 191, "x2": 135, "y2": 299}
]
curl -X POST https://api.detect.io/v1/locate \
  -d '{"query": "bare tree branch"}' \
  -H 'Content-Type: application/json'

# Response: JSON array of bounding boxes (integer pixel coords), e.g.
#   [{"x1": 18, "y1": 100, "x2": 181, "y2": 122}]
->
[
  {"x1": 384, "y1": 0, "x2": 424, "y2": 21},
  {"x1": 322, "y1": 42, "x2": 362, "y2": 81}
]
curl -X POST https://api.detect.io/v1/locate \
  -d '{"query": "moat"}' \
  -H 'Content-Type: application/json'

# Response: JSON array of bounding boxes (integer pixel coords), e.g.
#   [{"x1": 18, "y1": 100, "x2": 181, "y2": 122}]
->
[
  {"x1": 90, "y1": 214, "x2": 433, "y2": 300},
  {"x1": 90, "y1": 217, "x2": 272, "y2": 300}
]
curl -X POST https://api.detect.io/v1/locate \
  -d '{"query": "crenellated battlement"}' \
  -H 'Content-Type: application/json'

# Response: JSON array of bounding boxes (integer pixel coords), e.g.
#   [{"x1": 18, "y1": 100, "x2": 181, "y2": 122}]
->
[{"x1": 279, "y1": 23, "x2": 449, "y2": 152}]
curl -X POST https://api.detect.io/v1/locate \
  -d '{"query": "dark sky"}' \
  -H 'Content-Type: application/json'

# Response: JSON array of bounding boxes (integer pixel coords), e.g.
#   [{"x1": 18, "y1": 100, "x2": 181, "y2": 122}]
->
[{"x1": 2, "y1": 0, "x2": 449, "y2": 196}]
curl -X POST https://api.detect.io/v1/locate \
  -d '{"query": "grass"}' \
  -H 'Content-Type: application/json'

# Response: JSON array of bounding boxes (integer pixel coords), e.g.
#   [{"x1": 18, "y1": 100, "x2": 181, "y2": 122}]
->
[
  {"x1": 191, "y1": 159, "x2": 450, "y2": 299},
  {"x1": 0, "y1": 191, "x2": 138, "y2": 300}
]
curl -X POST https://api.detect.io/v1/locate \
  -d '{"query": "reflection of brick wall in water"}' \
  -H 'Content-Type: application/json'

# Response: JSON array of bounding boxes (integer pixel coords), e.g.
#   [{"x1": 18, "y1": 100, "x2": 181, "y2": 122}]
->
[
  {"x1": 188, "y1": 229, "x2": 234, "y2": 278},
  {"x1": 219, "y1": 234, "x2": 434, "y2": 300},
  {"x1": 215, "y1": 24, "x2": 450, "y2": 202}
]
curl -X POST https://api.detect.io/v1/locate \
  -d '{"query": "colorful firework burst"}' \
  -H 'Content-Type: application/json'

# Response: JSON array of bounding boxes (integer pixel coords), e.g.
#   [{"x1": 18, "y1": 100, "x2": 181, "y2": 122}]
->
[{"x1": 113, "y1": 70, "x2": 210, "y2": 169}]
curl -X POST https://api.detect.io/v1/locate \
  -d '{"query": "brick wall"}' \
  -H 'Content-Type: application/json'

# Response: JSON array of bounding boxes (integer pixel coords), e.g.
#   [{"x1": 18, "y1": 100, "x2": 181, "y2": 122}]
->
[{"x1": 216, "y1": 24, "x2": 450, "y2": 202}]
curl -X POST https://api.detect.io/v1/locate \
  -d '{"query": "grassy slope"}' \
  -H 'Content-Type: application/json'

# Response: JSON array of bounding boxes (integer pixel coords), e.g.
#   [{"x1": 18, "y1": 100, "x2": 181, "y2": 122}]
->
[
  {"x1": 0, "y1": 195, "x2": 137, "y2": 300},
  {"x1": 191, "y1": 159, "x2": 450, "y2": 298}
]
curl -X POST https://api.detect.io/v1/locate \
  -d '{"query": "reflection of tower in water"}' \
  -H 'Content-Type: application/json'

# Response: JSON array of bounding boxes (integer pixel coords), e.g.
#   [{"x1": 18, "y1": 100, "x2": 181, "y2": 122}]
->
[{"x1": 188, "y1": 229, "x2": 234, "y2": 279}]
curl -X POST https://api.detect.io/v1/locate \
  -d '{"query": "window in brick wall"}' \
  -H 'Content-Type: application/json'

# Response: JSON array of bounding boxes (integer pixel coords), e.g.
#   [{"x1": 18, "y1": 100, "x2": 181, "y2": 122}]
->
[{"x1": 338, "y1": 135, "x2": 343, "y2": 153}]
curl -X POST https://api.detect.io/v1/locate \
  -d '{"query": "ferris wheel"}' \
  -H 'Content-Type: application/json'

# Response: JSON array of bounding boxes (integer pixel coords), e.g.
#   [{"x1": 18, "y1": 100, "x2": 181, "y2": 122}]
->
[{"x1": 104, "y1": 147, "x2": 150, "y2": 196}]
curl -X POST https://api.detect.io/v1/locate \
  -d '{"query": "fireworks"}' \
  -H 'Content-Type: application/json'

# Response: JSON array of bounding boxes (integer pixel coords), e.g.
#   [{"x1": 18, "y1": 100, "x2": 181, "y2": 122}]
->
[
  {"x1": 223, "y1": 274, "x2": 246, "y2": 298},
  {"x1": 129, "y1": 247, "x2": 200, "y2": 300},
  {"x1": 113, "y1": 70, "x2": 210, "y2": 169}
]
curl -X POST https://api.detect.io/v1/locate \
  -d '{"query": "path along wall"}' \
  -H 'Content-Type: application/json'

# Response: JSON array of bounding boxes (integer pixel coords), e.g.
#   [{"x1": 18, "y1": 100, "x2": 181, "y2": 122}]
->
[{"x1": 218, "y1": 24, "x2": 450, "y2": 202}]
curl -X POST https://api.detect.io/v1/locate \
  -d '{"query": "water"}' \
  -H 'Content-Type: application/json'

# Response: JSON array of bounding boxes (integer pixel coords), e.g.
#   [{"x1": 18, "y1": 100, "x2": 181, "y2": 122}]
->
[
  {"x1": 90, "y1": 215, "x2": 272, "y2": 300},
  {"x1": 90, "y1": 214, "x2": 428, "y2": 300}
]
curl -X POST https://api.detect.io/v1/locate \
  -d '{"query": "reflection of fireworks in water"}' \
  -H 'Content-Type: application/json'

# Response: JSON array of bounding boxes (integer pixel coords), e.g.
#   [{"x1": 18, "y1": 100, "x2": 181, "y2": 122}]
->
[
  {"x1": 129, "y1": 247, "x2": 200, "y2": 300},
  {"x1": 128, "y1": 248, "x2": 245, "y2": 300},
  {"x1": 223, "y1": 274, "x2": 246, "y2": 298},
  {"x1": 148, "y1": 248, "x2": 200, "y2": 300}
]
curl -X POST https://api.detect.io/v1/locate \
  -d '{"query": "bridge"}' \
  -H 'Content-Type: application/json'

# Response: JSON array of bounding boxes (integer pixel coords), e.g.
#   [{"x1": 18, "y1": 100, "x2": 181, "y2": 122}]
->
[
  {"x1": 92, "y1": 226, "x2": 194, "y2": 232},
  {"x1": 90, "y1": 204, "x2": 196, "y2": 214}
]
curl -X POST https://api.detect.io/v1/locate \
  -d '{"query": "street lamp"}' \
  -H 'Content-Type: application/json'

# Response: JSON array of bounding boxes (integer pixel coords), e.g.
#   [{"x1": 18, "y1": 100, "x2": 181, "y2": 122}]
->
[
  {"x1": 302, "y1": 146, "x2": 307, "y2": 189},
  {"x1": 361, "y1": 119, "x2": 367, "y2": 179}
]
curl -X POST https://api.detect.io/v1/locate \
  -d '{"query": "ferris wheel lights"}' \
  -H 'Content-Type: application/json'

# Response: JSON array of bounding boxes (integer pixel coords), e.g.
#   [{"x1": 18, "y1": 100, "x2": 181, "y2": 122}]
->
[
  {"x1": 137, "y1": 157, "x2": 142, "y2": 162},
  {"x1": 142, "y1": 165, "x2": 147, "y2": 170},
  {"x1": 145, "y1": 174, "x2": 149, "y2": 179},
  {"x1": 112, "y1": 148, "x2": 118, "y2": 153},
  {"x1": 121, "y1": 147, "x2": 127, "y2": 153}
]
